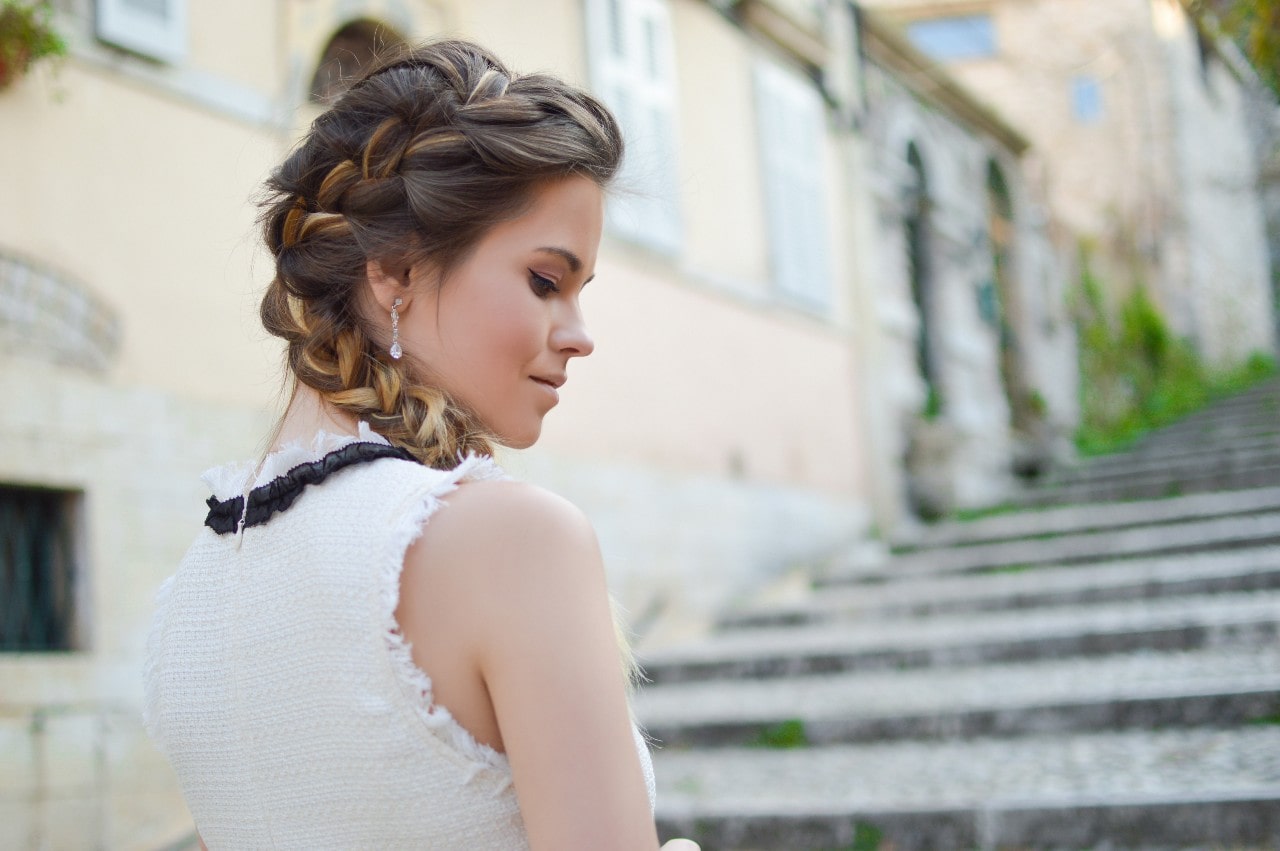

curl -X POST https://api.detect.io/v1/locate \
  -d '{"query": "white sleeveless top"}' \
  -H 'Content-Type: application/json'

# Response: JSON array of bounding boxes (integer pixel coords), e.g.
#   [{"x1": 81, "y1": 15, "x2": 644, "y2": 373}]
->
[{"x1": 143, "y1": 426, "x2": 655, "y2": 849}]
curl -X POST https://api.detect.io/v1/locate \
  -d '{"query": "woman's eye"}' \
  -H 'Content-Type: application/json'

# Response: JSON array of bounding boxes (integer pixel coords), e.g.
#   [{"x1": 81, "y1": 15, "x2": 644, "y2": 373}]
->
[{"x1": 529, "y1": 270, "x2": 560, "y2": 297}]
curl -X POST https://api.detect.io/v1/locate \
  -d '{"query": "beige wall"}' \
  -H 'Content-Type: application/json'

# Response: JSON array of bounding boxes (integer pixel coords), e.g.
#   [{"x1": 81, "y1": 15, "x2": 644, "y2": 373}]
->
[
  {"x1": 538, "y1": 250, "x2": 863, "y2": 492},
  {"x1": 0, "y1": 61, "x2": 282, "y2": 408},
  {"x1": 187, "y1": 0, "x2": 281, "y2": 93},
  {"x1": 671, "y1": 0, "x2": 773, "y2": 293}
]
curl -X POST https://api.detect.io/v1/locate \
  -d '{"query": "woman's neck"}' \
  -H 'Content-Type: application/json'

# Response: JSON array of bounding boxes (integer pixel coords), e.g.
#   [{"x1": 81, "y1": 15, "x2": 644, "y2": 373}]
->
[{"x1": 271, "y1": 383, "x2": 362, "y2": 452}]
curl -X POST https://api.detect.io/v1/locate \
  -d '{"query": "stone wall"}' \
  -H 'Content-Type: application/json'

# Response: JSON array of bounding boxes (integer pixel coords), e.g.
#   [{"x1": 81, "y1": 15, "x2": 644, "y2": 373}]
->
[
  {"x1": 1157, "y1": 2, "x2": 1276, "y2": 364},
  {"x1": 860, "y1": 0, "x2": 1277, "y2": 367},
  {"x1": 854, "y1": 22, "x2": 1076, "y2": 525},
  {"x1": 0, "y1": 356, "x2": 270, "y2": 850}
]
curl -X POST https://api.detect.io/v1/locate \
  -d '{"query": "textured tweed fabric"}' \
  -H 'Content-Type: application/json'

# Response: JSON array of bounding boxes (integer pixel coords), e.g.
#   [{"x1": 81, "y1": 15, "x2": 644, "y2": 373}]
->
[{"x1": 143, "y1": 427, "x2": 655, "y2": 849}]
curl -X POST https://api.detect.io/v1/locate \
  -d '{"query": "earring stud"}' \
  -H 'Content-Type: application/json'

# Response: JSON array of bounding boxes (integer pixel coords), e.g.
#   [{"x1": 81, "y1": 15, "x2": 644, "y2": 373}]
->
[{"x1": 389, "y1": 297, "x2": 403, "y2": 360}]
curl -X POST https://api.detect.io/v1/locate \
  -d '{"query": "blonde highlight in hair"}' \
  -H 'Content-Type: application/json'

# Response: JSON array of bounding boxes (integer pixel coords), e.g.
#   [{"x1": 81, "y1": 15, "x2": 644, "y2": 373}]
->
[{"x1": 259, "y1": 39, "x2": 623, "y2": 468}]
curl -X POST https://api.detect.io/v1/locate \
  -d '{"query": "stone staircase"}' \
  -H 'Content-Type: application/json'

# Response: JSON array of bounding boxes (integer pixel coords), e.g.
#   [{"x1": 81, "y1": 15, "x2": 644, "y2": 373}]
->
[
  {"x1": 637, "y1": 379, "x2": 1280, "y2": 850},
  {"x1": 1017, "y1": 378, "x2": 1280, "y2": 507}
]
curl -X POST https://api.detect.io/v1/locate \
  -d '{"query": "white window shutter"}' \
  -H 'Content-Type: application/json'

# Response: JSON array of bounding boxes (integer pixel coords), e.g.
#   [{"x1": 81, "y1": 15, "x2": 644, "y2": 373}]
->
[
  {"x1": 97, "y1": 0, "x2": 188, "y2": 63},
  {"x1": 585, "y1": 0, "x2": 682, "y2": 253},
  {"x1": 754, "y1": 60, "x2": 830, "y2": 309}
]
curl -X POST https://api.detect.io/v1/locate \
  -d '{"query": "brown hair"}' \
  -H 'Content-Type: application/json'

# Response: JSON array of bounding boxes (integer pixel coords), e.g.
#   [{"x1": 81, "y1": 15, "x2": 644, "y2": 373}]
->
[{"x1": 259, "y1": 39, "x2": 623, "y2": 468}]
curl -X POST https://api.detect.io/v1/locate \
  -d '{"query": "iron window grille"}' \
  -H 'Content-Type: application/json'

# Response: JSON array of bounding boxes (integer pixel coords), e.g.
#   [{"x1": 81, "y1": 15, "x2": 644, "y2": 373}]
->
[{"x1": 1, "y1": 485, "x2": 82, "y2": 652}]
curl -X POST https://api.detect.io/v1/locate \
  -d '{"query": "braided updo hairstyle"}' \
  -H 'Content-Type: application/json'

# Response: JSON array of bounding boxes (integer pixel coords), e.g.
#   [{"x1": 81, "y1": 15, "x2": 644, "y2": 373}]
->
[{"x1": 260, "y1": 39, "x2": 624, "y2": 469}]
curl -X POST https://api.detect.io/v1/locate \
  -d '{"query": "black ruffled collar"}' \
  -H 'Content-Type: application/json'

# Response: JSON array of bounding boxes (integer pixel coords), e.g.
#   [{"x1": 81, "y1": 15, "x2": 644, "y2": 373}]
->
[{"x1": 204, "y1": 441, "x2": 416, "y2": 535}]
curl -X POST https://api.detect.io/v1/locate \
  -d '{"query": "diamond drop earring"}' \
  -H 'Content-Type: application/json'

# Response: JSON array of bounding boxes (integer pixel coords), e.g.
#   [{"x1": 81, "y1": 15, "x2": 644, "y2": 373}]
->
[{"x1": 389, "y1": 298, "x2": 403, "y2": 360}]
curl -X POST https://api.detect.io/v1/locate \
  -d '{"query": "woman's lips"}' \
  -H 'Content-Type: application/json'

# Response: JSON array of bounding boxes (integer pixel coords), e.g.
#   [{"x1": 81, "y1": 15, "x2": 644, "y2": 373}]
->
[{"x1": 531, "y1": 377, "x2": 561, "y2": 401}]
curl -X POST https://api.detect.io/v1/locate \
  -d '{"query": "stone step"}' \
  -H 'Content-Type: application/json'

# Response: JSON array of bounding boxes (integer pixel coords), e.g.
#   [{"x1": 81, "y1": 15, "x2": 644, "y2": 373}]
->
[
  {"x1": 652, "y1": 728, "x2": 1280, "y2": 850},
  {"x1": 726, "y1": 546, "x2": 1280, "y2": 629},
  {"x1": 1131, "y1": 381, "x2": 1280, "y2": 431},
  {"x1": 897, "y1": 487, "x2": 1280, "y2": 553},
  {"x1": 637, "y1": 646, "x2": 1280, "y2": 747},
  {"x1": 1045, "y1": 444, "x2": 1280, "y2": 489},
  {"x1": 1140, "y1": 402, "x2": 1280, "y2": 435},
  {"x1": 826, "y1": 510, "x2": 1280, "y2": 582},
  {"x1": 1015, "y1": 464, "x2": 1280, "y2": 506},
  {"x1": 1057, "y1": 432, "x2": 1280, "y2": 476},
  {"x1": 1163, "y1": 377, "x2": 1280, "y2": 409},
  {"x1": 1136, "y1": 401, "x2": 1280, "y2": 443},
  {"x1": 1138, "y1": 423, "x2": 1280, "y2": 453},
  {"x1": 640, "y1": 590, "x2": 1280, "y2": 684}
]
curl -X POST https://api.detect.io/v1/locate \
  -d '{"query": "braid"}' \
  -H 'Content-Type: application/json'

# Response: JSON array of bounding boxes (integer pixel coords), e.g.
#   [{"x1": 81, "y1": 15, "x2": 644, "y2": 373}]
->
[{"x1": 259, "y1": 38, "x2": 623, "y2": 468}]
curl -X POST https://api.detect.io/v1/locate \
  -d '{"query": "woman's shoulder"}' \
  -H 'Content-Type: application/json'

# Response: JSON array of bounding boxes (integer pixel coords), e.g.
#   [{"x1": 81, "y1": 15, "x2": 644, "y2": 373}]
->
[
  {"x1": 420, "y1": 478, "x2": 599, "y2": 575},
  {"x1": 399, "y1": 477, "x2": 610, "y2": 689},
  {"x1": 441, "y1": 477, "x2": 587, "y2": 521},
  {"x1": 402, "y1": 477, "x2": 605, "y2": 630}
]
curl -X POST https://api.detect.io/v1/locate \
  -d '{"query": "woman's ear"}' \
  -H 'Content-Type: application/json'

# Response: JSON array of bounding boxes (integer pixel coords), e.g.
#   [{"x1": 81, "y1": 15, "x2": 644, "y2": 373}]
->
[{"x1": 365, "y1": 259, "x2": 412, "y2": 313}]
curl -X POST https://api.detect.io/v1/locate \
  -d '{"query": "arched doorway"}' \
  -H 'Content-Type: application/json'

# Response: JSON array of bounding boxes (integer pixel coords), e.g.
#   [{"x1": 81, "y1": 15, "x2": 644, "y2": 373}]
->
[
  {"x1": 986, "y1": 160, "x2": 1031, "y2": 432},
  {"x1": 905, "y1": 142, "x2": 940, "y2": 416},
  {"x1": 310, "y1": 19, "x2": 408, "y2": 105}
]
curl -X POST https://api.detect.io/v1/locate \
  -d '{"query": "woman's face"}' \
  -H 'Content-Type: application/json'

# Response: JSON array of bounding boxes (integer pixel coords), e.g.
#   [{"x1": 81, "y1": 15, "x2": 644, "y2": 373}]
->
[{"x1": 397, "y1": 176, "x2": 604, "y2": 448}]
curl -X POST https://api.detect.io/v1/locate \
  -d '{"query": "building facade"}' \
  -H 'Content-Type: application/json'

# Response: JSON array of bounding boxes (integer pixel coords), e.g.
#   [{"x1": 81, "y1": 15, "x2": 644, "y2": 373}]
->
[
  {"x1": 862, "y1": 0, "x2": 1278, "y2": 367},
  {"x1": 0, "y1": 0, "x2": 1082, "y2": 845},
  {"x1": 1, "y1": 1, "x2": 870, "y2": 845},
  {"x1": 847, "y1": 8, "x2": 1077, "y2": 524}
]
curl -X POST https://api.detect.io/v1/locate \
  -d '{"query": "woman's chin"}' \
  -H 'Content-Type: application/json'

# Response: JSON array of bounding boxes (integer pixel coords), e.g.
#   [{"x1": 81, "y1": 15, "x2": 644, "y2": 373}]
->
[{"x1": 495, "y1": 424, "x2": 542, "y2": 451}]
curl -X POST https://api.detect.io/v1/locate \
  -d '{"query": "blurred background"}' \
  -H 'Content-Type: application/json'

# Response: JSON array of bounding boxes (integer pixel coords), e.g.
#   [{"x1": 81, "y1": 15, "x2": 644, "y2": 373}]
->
[{"x1": 1, "y1": 0, "x2": 1277, "y2": 848}]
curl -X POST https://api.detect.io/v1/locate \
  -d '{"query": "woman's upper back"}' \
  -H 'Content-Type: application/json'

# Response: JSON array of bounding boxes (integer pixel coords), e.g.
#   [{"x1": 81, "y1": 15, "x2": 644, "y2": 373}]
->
[{"x1": 143, "y1": 428, "x2": 653, "y2": 849}]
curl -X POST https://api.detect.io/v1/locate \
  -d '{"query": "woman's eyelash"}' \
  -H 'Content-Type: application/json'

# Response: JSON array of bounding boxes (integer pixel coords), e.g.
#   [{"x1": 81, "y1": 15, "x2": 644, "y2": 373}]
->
[{"x1": 529, "y1": 270, "x2": 560, "y2": 296}]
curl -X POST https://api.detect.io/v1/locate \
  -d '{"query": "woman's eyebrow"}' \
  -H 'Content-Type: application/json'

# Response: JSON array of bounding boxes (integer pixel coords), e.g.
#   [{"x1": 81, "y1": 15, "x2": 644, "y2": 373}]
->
[
  {"x1": 532, "y1": 246, "x2": 596, "y2": 284},
  {"x1": 535, "y1": 246, "x2": 581, "y2": 272}
]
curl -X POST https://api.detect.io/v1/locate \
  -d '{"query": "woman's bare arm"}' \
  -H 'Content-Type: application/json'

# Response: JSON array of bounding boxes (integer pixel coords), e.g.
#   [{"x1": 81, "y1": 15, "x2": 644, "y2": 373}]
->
[{"x1": 403, "y1": 480, "x2": 662, "y2": 850}]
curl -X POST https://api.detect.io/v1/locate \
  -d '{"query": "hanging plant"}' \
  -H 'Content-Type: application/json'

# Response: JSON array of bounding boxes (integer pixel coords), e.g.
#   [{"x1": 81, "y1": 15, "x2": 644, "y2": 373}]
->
[{"x1": 0, "y1": 0, "x2": 66, "y2": 90}]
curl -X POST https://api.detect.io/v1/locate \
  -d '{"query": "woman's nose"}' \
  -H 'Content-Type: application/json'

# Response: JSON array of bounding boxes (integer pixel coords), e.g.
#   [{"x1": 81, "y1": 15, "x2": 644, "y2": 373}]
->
[{"x1": 553, "y1": 306, "x2": 595, "y2": 357}]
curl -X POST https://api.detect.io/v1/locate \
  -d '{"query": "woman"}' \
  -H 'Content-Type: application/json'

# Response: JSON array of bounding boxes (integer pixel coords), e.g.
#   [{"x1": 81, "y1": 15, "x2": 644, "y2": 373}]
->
[{"x1": 143, "y1": 39, "x2": 698, "y2": 850}]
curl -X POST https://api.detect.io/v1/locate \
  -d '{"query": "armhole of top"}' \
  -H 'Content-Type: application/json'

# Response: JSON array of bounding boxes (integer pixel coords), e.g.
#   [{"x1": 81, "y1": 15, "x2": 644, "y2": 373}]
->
[{"x1": 377, "y1": 454, "x2": 512, "y2": 776}]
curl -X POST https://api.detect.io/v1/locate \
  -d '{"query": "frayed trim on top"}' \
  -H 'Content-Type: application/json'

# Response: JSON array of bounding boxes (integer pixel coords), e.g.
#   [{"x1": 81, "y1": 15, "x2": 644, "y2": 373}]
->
[
  {"x1": 202, "y1": 423, "x2": 391, "y2": 501},
  {"x1": 381, "y1": 452, "x2": 512, "y2": 779}
]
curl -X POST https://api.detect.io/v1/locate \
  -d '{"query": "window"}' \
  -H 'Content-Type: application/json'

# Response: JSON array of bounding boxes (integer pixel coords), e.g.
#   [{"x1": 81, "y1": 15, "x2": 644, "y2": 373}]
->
[
  {"x1": 754, "y1": 60, "x2": 831, "y2": 310},
  {"x1": 1, "y1": 486, "x2": 82, "y2": 652},
  {"x1": 96, "y1": 0, "x2": 187, "y2": 63},
  {"x1": 904, "y1": 143, "x2": 939, "y2": 405},
  {"x1": 0, "y1": 251, "x2": 122, "y2": 373},
  {"x1": 1194, "y1": 26, "x2": 1215, "y2": 93},
  {"x1": 1071, "y1": 76, "x2": 1104, "y2": 123},
  {"x1": 585, "y1": 0, "x2": 682, "y2": 253},
  {"x1": 906, "y1": 14, "x2": 996, "y2": 62},
  {"x1": 310, "y1": 20, "x2": 408, "y2": 104}
]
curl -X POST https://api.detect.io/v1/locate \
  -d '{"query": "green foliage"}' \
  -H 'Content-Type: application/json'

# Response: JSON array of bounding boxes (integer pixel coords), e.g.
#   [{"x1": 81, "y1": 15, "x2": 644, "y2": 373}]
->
[
  {"x1": 822, "y1": 822, "x2": 885, "y2": 851},
  {"x1": 950, "y1": 501, "x2": 1020, "y2": 522},
  {"x1": 921, "y1": 384, "x2": 943, "y2": 421},
  {"x1": 1073, "y1": 258, "x2": 1277, "y2": 456},
  {"x1": 0, "y1": 1, "x2": 66, "y2": 82},
  {"x1": 1025, "y1": 388, "x2": 1048, "y2": 419},
  {"x1": 1201, "y1": 0, "x2": 1280, "y2": 97},
  {"x1": 982, "y1": 562, "x2": 1037, "y2": 575},
  {"x1": 1247, "y1": 700, "x2": 1280, "y2": 725},
  {"x1": 850, "y1": 823, "x2": 884, "y2": 851},
  {"x1": 751, "y1": 718, "x2": 809, "y2": 749}
]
